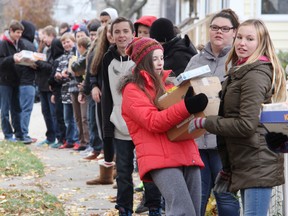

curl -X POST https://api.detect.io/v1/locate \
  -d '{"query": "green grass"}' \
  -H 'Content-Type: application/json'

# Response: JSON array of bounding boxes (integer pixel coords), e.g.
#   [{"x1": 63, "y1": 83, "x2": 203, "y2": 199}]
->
[
  {"x1": 0, "y1": 141, "x2": 65, "y2": 215},
  {"x1": 0, "y1": 141, "x2": 44, "y2": 177},
  {"x1": 0, "y1": 189, "x2": 65, "y2": 215}
]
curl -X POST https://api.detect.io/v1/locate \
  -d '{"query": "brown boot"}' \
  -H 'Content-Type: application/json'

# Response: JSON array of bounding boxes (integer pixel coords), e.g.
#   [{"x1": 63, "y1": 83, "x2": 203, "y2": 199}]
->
[{"x1": 86, "y1": 163, "x2": 114, "y2": 185}]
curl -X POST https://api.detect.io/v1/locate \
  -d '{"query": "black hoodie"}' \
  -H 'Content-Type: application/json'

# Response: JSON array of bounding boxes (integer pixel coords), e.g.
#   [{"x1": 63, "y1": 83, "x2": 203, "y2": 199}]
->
[
  {"x1": 19, "y1": 20, "x2": 37, "y2": 85},
  {"x1": 36, "y1": 38, "x2": 64, "y2": 92},
  {"x1": 163, "y1": 35, "x2": 198, "y2": 77}
]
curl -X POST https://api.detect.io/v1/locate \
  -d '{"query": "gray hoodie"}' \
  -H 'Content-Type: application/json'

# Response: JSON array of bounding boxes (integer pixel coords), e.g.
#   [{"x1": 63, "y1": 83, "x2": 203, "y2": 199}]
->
[{"x1": 184, "y1": 42, "x2": 231, "y2": 149}]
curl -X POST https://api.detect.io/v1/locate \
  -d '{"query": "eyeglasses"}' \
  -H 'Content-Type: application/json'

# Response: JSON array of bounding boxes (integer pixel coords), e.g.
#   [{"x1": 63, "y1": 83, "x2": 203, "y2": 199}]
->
[{"x1": 210, "y1": 25, "x2": 234, "y2": 33}]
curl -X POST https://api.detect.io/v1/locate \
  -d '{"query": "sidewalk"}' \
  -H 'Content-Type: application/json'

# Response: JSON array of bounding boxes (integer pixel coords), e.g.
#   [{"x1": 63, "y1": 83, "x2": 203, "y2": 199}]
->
[{"x1": 0, "y1": 103, "x2": 142, "y2": 215}]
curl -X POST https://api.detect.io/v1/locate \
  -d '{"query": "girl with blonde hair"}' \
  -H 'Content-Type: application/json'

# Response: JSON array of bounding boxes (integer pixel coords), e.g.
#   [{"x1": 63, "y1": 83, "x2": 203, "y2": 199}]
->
[{"x1": 189, "y1": 19, "x2": 286, "y2": 216}]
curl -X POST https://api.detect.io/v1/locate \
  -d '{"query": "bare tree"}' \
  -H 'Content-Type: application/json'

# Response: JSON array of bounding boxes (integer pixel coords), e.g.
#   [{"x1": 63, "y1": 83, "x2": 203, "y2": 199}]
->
[
  {"x1": 2, "y1": 0, "x2": 56, "y2": 29},
  {"x1": 104, "y1": 0, "x2": 148, "y2": 18}
]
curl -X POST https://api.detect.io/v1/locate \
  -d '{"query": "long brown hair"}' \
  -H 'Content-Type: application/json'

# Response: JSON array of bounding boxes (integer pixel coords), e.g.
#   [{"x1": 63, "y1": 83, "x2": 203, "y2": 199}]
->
[
  {"x1": 90, "y1": 25, "x2": 110, "y2": 75},
  {"x1": 131, "y1": 51, "x2": 166, "y2": 108}
]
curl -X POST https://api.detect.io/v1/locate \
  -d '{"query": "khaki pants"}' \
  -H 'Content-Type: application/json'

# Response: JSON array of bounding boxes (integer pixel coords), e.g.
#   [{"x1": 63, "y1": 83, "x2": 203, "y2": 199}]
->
[{"x1": 71, "y1": 92, "x2": 89, "y2": 145}]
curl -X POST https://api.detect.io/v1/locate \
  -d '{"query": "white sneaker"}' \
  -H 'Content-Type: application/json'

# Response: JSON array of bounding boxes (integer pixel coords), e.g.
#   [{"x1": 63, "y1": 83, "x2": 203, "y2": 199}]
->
[
  {"x1": 96, "y1": 152, "x2": 104, "y2": 160},
  {"x1": 80, "y1": 146, "x2": 94, "y2": 156}
]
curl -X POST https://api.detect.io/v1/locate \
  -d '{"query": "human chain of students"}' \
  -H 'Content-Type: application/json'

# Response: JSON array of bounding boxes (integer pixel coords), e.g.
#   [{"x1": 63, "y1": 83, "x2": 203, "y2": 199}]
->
[{"x1": 0, "y1": 6, "x2": 287, "y2": 216}]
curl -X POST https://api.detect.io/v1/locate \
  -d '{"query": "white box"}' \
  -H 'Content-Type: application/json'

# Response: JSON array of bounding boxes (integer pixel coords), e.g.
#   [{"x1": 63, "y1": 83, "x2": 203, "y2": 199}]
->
[
  {"x1": 173, "y1": 65, "x2": 211, "y2": 86},
  {"x1": 17, "y1": 50, "x2": 46, "y2": 66}
]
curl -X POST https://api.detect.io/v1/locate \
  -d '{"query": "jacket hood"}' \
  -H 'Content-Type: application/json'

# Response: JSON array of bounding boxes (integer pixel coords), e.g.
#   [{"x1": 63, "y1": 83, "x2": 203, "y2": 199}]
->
[
  {"x1": 101, "y1": 8, "x2": 118, "y2": 21},
  {"x1": 134, "y1": 16, "x2": 157, "y2": 37},
  {"x1": 21, "y1": 20, "x2": 35, "y2": 42},
  {"x1": 2, "y1": 30, "x2": 14, "y2": 44},
  {"x1": 106, "y1": 44, "x2": 130, "y2": 61},
  {"x1": 163, "y1": 35, "x2": 197, "y2": 57},
  {"x1": 51, "y1": 38, "x2": 64, "y2": 60}
]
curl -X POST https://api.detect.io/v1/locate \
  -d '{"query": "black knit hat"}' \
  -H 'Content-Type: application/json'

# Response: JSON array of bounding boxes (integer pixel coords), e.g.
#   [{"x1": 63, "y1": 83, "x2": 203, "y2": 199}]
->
[{"x1": 150, "y1": 18, "x2": 176, "y2": 43}]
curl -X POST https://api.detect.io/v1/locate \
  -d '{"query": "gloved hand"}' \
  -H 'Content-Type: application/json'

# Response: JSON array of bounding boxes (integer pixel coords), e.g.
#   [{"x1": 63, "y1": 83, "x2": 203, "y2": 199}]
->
[
  {"x1": 184, "y1": 86, "x2": 208, "y2": 114},
  {"x1": 213, "y1": 170, "x2": 231, "y2": 193},
  {"x1": 188, "y1": 117, "x2": 206, "y2": 133},
  {"x1": 265, "y1": 132, "x2": 288, "y2": 153}
]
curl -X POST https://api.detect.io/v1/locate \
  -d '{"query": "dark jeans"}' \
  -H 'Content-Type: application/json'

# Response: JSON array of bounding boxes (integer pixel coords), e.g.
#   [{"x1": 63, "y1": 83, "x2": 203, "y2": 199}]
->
[
  {"x1": 39, "y1": 91, "x2": 56, "y2": 142},
  {"x1": 0, "y1": 85, "x2": 22, "y2": 139},
  {"x1": 143, "y1": 182, "x2": 162, "y2": 208},
  {"x1": 200, "y1": 149, "x2": 240, "y2": 216},
  {"x1": 54, "y1": 89, "x2": 66, "y2": 143},
  {"x1": 88, "y1": 96, "x2": 102, "y2": 151},
  {"x1": 115, "y1": 138, "x2": 134, "y2": 211}
]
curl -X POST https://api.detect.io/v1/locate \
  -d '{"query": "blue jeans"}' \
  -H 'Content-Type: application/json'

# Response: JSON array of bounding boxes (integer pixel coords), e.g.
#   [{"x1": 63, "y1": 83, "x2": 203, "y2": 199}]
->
[
  {"x1": 240, "y1": 187, "x2": 272, "y2": 216},
  {"x1": 114, "y1": 138, "x2": 135, "y2": 212},
  {"x1": 88, "y1": 96, "x2": 103, "y2": 151},
  {"x1": 19, "y1": 85, "x2": 35, "y2": 139},
  {"x1": 39, "y1": 91, "x2": 57, "y2": 142},
  {"x1": 200, "y1": 149, "x2": 240, "y2": 216},
  {"x1": 0, "y1": 85, "x2": 22, "y2": 139},
  {"x1": 63, "y1": 103, "x2": 78, "y2": 145},
  {"x1": 54, "y1": 88, "x2": 66, "y2": 143}
]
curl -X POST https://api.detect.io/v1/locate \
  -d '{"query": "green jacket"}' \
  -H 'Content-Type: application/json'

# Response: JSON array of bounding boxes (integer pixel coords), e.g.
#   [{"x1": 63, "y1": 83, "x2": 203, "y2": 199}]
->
[{"x1": 205, "y1": 60, "x2": 284, "y2": 192}]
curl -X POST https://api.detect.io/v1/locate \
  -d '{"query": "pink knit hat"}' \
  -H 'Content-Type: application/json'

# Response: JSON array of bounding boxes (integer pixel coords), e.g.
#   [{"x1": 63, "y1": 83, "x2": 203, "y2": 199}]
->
[{"x1": 126, "y1": 37, "x2": 163, "y2": 65}]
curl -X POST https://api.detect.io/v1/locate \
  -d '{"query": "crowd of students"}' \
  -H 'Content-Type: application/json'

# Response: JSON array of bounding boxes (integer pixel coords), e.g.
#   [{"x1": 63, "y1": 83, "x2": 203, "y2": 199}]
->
[{"x1": 0, "y1": 6, "x2": 286, "y2": 216}]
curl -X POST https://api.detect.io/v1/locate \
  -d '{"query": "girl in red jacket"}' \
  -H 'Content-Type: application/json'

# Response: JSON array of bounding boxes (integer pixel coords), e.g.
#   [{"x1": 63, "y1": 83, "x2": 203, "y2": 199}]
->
[{"x1": 120, "y1": 37, "x2": 208, "y2": 216}]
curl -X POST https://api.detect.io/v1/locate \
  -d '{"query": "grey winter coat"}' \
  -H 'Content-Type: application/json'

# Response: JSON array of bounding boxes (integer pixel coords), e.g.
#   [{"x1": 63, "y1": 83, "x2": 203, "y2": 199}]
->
[{"x1": 205, "y1": 60, "x2": 285, "y2": 192}]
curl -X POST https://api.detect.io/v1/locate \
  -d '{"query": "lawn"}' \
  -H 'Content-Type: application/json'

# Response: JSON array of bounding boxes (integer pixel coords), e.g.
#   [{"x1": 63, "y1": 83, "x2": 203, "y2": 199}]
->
[{"x1": 0, "y1": 141, "x2": 65, "y2": 215}]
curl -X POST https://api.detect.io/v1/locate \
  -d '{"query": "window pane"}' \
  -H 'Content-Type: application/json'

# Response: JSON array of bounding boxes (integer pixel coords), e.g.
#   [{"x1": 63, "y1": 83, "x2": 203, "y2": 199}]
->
[{"x1": 262, "y1": 0, "x2": 288, "y2": 14}]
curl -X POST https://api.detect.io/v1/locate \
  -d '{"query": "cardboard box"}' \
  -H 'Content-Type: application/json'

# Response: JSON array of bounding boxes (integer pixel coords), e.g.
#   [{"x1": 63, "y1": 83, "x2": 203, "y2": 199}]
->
[
  {"x1": 173, "y1": 65, "x2": 211, "y2": 86},
  {"x1": 158, "y1": 76, "x2": 221, "y2": 141},
  {"x1": 260, "y1": 102, "x2": 288, "y2": 134},
  {"x1": 17, "y1": 50, "x2": 46, "y2": 66}
]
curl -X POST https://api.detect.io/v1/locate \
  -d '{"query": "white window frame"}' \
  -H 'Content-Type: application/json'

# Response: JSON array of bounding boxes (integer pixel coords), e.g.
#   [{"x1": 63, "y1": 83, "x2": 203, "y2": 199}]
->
[{"x1": 256, "y1": 0, "x2": 288, "y2": 21}]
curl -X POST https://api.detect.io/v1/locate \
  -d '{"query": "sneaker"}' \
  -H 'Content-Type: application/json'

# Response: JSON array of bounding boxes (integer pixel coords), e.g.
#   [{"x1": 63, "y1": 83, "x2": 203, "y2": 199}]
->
[
  {"x1": 95, "y1": 152, "x2": 104, "y2": 160},
  {"x1": 5, "y1": 137, "x2": 17, "y2": 142},
  {"x1": 17, "y1": 137, "x2": 33, "y2": 145},
  {"x1": 135, "y1": 182, "x2": 144, "y2": 192},
  {"x1": 76, "y1": 145, "x2": 86, "y2": 151},
  {"x1": 72, "y1": 143, "x2": 80, "y2": 150},
  {"x1": 80, "y1": 146, "x2": 94, "y2": 156},
  {"x1": 82, "y1": 151, "x2": 98, "y2": 160},
  {"x1": 50, "y1": 142, "x2": 62, "y2": 149},
  {"x1": 118, "y1": 207, "x2": 132, "y2": 216},
  {"x1": 59, "y1": 142, "x2": 74, "y2": 149},
  {"x1": 149, "y1": 208, "x2": 161, "y2": 216},
  {"x1": 135, "y1": 193, "x2": 148, "y2": 214},
  {"x1": 36, "y1": 139, "x2": 56, "y2": 146}
]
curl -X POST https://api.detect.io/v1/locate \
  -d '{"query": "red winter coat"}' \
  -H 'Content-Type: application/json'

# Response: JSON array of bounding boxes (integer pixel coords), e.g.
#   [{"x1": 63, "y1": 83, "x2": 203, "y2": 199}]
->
[{"x1": 121, "y1": 70, "x2": 204, "y2": 181}]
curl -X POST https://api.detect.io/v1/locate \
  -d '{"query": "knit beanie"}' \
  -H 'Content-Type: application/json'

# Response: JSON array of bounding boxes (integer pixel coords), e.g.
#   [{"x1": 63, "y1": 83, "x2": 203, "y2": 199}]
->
[
  {"x1": 150, "y1": 18, "x2": 176, "y2": 43},
  {"x1": 126, "y1": 37, "x2": 163, "y2": 65},
  {"x1": 101, "y1": 8, "x2": 118, "y2": 22}
]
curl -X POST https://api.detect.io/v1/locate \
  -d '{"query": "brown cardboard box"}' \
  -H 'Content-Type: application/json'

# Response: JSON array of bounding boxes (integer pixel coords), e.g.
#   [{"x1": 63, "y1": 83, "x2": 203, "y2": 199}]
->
[
  {"x1": 158, "y1": 76, "x2": 221, "y2": 141},
  {"x1": 17, "y1": 50, "x2": 46, "y2": 66}
]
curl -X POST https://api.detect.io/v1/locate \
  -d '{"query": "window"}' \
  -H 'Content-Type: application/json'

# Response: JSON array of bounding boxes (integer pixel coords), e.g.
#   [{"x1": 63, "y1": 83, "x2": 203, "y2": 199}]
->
[{"x1": 261, "y1": 0, "x2": 288, "y2": 14}]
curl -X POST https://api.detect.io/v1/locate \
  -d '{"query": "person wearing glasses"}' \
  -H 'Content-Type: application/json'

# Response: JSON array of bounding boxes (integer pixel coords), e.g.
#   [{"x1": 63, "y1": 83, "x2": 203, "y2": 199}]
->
[{"x1": 184, "y1": 9, "x2": 240, "y2": 216}]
